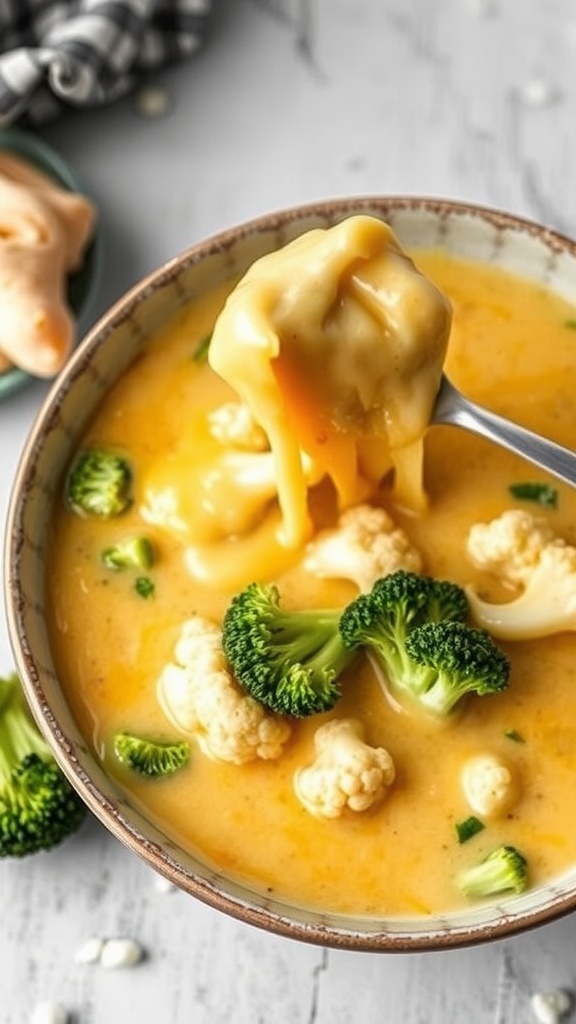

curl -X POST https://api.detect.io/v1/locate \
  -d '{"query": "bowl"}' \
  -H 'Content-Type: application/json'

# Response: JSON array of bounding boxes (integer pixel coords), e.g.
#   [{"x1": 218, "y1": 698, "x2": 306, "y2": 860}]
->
[
  {"x1": 6, "y1": 196, "x2": 576, "y2": 952},
  {"x1": 0, "y1": 127, "x2": 102, "y2": 400}
]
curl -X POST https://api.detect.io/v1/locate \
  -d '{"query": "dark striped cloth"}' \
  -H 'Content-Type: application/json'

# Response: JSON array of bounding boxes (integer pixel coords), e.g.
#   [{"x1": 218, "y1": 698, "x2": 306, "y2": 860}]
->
[{"x1": 0, "y1": 0, "x2": 212, "y2": 125}]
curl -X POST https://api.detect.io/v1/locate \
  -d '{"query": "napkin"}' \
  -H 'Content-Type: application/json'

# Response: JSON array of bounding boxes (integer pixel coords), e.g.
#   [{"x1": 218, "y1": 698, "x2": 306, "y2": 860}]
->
[{"x1": 0, "y1": 0, "x2": 212, "y2": 126}]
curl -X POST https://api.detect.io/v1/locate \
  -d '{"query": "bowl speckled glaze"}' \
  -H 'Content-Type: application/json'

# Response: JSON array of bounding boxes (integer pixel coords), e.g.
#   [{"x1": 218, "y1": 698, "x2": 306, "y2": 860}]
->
[{"x1": 6, "y1": 196, "x2": 576, "y2": 952}]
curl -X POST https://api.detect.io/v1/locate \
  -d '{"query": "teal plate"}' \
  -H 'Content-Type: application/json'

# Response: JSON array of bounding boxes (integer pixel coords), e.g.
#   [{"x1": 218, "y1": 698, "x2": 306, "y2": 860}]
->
[{"x1": 0, "y1": 128, "x2": 102, "y2": 400}]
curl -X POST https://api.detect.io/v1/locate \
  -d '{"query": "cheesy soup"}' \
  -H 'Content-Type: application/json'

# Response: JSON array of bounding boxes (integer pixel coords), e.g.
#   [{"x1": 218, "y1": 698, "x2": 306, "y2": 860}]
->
[{"x1": 47, "y1": 221, "x2": 576, "y2": 918}]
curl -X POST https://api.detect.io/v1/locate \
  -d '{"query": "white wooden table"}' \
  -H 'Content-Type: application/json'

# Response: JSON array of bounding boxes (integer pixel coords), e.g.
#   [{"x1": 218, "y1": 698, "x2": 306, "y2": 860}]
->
[{"x1": 2, "y1": 2, "x2": 576, "y2": 1021}]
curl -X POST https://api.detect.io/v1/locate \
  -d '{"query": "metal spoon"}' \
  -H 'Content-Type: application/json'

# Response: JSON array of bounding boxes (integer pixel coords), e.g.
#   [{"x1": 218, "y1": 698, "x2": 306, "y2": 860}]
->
[{"x1": 431, "y1": 375, "x2": 576, "y2": 488}]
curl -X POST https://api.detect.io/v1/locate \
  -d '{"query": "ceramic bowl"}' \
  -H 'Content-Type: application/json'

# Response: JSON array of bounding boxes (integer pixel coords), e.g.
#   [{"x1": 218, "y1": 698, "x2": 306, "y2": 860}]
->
[
  {"x1": 0, "y1": 127, "x2": 102, "y2": 400},
  {"x1": 6, "y1": 196, "x2": 576, "y2": 952}
]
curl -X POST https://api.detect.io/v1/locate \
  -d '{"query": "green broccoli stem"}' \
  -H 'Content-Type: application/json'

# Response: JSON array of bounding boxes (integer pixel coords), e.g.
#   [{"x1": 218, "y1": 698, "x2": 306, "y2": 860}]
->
[
  {"x1": 0, "y1": 675, "x2": 49, "y2": 782},
  {"x1": 300, "y1": 629, "x2": 354, "y2": 678},
  {"x1": 364, "y1": 631, "x2": 430, "y2": 700},
  {"x1": 418, "y1": 675, "x2": 486, "y2": 716},
  {"x1": 266, "y1": 608, "x2": 344, "y2": 662}
]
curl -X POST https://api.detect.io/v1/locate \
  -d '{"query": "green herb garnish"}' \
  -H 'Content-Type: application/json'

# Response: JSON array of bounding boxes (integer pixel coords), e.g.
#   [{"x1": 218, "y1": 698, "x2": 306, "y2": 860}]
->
[
  {"x1": 192, "y1": 333, "x2": 212, "y2": 363},
  {"x1": 564, "y1": 319, "x2": 576, "y2": 330},
  {"x1": 508, "y1": 481, "x2": 558, "y2": 507},
  {"x1": 455, "y1": 816, "x2": 486, "y2": 844},
  {"x1": 135, "y1": 576, "x2": 155, "y2": 599},
  {"x1": 504, "y1": 728, "x2": 525, "y2": 743}
]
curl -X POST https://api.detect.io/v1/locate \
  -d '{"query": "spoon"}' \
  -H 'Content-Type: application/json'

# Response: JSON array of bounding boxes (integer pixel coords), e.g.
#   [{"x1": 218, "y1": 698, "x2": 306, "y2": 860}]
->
[{"x1": 431, "y1": 375, "x2": 576, "y2": 489}]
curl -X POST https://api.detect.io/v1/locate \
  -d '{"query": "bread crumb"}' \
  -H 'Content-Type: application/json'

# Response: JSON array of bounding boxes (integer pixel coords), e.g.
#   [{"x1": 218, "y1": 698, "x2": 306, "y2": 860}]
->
[
  {"x1": 99, "y1": 937, "x2": 145, "y2": 969},
  {"x1": 134, "y1": 85, "x2": 172, "y2": 119},
  {"x1": 74, "y1": 936, "x2": 105, "y2": 964},
  {"x1": 30, "y1": 1003, "x2": 69, "y2": 1024},
  {"x1": 74, "y1": 934, "x2": 145, "y2": 968},
  {"x1": 530, "y1": 989, "x2": 572, "y2": 1024},
  {"x1": 519, "y1": 78, "x2": 560, "y2": 108},
  {"x1": 154, "y1": 873, "x2": 178, "y2": 894}
]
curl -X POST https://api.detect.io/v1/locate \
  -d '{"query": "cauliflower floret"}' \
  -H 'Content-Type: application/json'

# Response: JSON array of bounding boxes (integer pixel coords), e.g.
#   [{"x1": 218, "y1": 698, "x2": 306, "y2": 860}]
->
[
  {"x1": 207, "y1": 401, "x2": 269, "y2": 451},
  {"x1": 467, "y1": 509, "x2": 555, "y2": 586},
  {"x1": 461, "y1": 753, "x2": 518, "y2": 818},
  {"x1": 466, "y1": 510, "x2": 576, "y2": 639},
  {"x1": 157, "y1": 615, "x2": 291, "y2": 764},
  {"x1": 293, "y1": 718, "x2": 395, "y2": 819},
  {"x1": 303, "y1": 504, "x2": 422, "y2": 594}
]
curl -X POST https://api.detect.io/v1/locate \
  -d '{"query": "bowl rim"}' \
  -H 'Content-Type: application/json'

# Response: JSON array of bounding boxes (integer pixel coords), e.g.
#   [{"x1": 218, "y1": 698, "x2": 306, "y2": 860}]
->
[{"x1": 6, "y1": 193, "x2": 576, "y2": 952}]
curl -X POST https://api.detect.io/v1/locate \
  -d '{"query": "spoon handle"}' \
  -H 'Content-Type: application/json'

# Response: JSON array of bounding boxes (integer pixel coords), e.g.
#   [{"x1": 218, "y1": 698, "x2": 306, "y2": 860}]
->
[{"x1": 432, "y1": 376, "x2": 576, "y2": 489}]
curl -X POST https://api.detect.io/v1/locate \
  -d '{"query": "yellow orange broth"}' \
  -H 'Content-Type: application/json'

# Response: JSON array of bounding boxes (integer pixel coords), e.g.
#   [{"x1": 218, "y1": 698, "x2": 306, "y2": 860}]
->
[{"x1": 47, "y1": 250, "x2": 576, "y2": 917}]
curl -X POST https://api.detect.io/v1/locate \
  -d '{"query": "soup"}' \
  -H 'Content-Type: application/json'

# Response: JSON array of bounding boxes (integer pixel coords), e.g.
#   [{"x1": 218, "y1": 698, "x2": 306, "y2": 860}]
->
[{"x1": 46, "y1": 228, "x2": 576, "y2": 918}]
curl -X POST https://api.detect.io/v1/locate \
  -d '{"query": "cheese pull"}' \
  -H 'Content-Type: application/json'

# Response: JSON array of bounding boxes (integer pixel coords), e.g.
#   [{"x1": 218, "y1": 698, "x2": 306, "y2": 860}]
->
[
  {"x1": 0, "y1": 151, "x2": 96, "y2": 377},
  {"x1": 209, "y1": 215, "x2": 452, "y2": 546},
  {"x1": 139, "y1": 417, "x2": 323, "y2": 548}
]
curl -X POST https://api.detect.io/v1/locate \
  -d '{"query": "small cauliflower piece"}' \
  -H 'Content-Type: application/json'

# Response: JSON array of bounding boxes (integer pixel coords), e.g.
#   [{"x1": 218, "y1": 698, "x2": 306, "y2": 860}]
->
[
  {"x1": 157, "y1": 615, "x2": 291, "y2": 764},
  {"x1": 293, "y1": 718, "x2": 395, "y2": 819},
  {"x1": 466, "y1": 510, "x2": 576, "y2": 639},
  {"x1": 207, "y1": 401, "x2": 269, "y2": 451},
  {"x1": 461, "y1": 753, "x2": 517, "y2": 818},
  {"x1": 303, "y1": 503, "x2": 422, "y2": 593},
  {"x1": 467, "y1": 508, "x2": 555, "y2": 585}
]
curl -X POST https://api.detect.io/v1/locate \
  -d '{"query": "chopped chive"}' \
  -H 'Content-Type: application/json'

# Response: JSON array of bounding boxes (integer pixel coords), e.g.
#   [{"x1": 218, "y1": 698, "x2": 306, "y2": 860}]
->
[
  {"x1": 135, "y1": 576, "x2": 155, "y2": 599},
  {"x1": 455, "y1": 815, "x2": 486, "y2": 844},
  {"x1": 192, "y1": 333, "x2": 212, "y2": 362},
  {"x1": 508, "y1": 482, "x2": 558, "y2": 507},
  {"x1": 504, "y1": 728, "x2": 525, "y2": 743},
  {"x1": 564, "y1": 319, "x2": 576, "y2": 330}
]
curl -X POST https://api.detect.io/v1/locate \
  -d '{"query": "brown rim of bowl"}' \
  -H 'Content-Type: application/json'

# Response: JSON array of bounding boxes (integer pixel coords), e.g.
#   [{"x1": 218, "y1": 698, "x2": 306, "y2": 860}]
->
[{"x1": 5, "y1": 195, "x2": 576, "y2": 952}]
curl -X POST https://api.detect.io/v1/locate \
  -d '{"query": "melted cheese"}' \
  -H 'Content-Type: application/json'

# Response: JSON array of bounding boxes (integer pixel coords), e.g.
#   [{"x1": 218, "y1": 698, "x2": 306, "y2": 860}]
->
[
  {"x1": 47, "y1": 252, "x2": 576, "y2": 917},
  {"x1": 209, "y1": 215, "x2": 452, "y2": 546},
  {"x1": 139, "y1": 408, "x2": 325, "y2": 587}
]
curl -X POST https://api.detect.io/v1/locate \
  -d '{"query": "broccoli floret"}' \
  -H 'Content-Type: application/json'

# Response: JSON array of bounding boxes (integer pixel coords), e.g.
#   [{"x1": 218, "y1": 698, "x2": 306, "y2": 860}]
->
[
  {"x1": 404, "y1": 622, "x2": 510, "y2": 715},
  {"x1": 457, "y1": 844, "x2": 529, "y2": 899},
  {"x1": 113, "y1": 732, "x2": 190, "y2": 778},
  {"x1": 339, "y1": 570, "x2": 468, "y2": 686},
  {"x1": 0, "y1": 674, "x2": 87, "y2": 857},
  {"x1": 67, "y1": 450, "x2": 132, "y2": 518},
  {"x1": 339, "y1": 570, "x2": 508, "y2": 715},
  {"x1": 101, "y1": 536, "x2": 154, "y2": 572},
  {"x1": 222, "y1": 582, "x2": 356, "y2": 717},
  {"x1": 424, "y1": 577, "x2": 471, "y2": 624}
]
